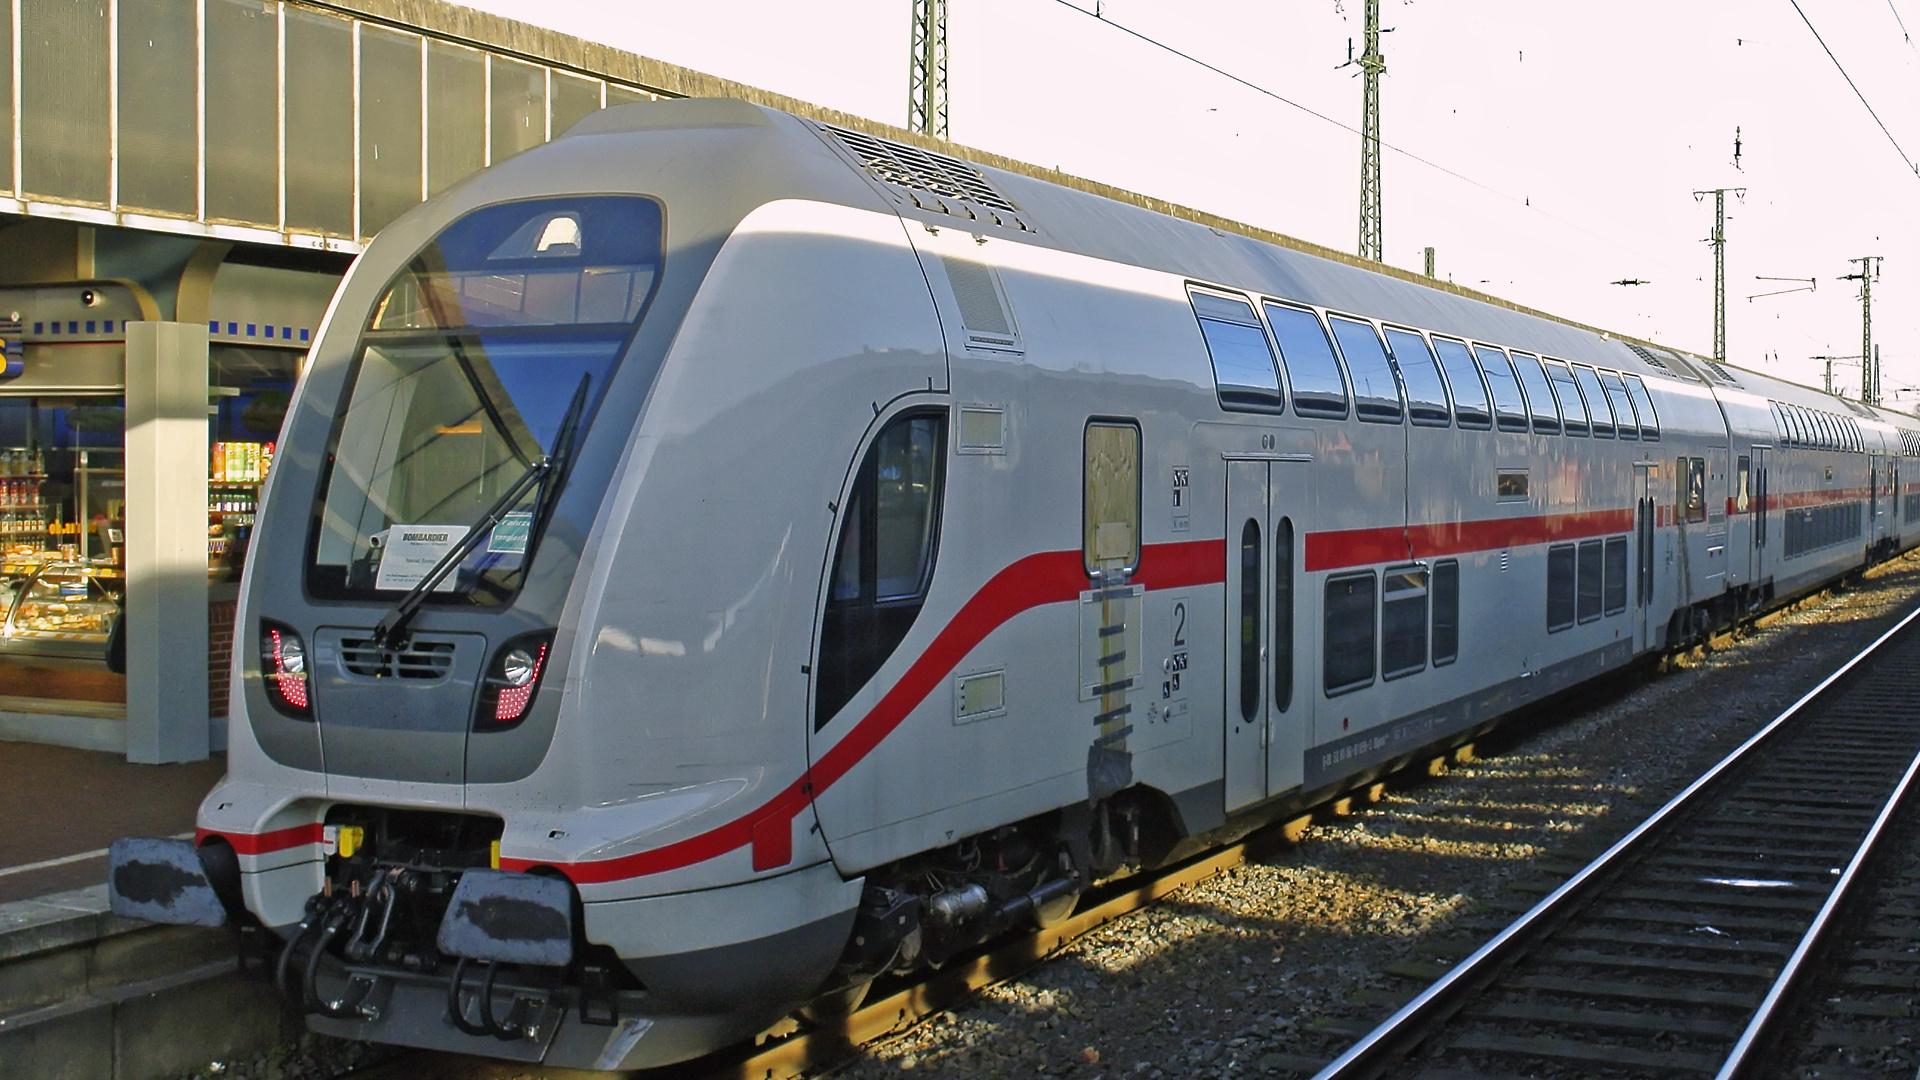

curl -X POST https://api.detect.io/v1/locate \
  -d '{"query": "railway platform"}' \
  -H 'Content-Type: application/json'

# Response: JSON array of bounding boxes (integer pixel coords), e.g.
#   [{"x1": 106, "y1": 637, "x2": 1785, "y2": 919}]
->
[{"x1": 0, "y1": 738, "x2": 220, "y2": 904}]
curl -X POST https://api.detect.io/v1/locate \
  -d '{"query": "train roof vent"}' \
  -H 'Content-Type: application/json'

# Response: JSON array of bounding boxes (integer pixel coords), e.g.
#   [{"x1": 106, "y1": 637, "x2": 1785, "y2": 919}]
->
[
  {"x1": 1624, "y1": 343, "x2": 1705, "y2": 382},
  {"x1": 1624, "y1": 343, "x2": 1672, "y2": 374},
  {"x1": 1700, "y1": 360, "x2": 1742, "y2": 386},
  {"x1": 821, "y1": 124, "x2": 1034, "y2": 233},
  {"x1": 1841, "y1": 398, "x2": 1878, "y2": 419}
]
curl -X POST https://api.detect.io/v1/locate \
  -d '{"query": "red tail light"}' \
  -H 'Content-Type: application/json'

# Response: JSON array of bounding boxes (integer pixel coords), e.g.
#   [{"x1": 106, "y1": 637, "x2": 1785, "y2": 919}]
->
[
  {"x1": 261, "y1": 620, "x2": 311, "y2": 717},
  {"x1": 475, "y1": 631, "x2": 555, "y2": 732}
]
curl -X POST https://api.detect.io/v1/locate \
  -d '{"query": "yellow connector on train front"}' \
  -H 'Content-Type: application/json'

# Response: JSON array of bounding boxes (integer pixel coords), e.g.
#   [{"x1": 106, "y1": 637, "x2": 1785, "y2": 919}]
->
[{"x1": 322, "y1": 824, "x2": 364, "y2": 858}]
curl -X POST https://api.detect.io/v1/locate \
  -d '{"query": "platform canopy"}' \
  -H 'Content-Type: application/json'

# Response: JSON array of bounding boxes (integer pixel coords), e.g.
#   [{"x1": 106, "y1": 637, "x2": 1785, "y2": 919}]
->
[{"x1": 5, "y1": 0, "x2": 671, "y2": 252}]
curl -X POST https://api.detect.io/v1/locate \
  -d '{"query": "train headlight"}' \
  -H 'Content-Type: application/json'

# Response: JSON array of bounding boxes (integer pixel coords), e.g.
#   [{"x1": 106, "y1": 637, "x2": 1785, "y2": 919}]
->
[
  {"x1": 260, "y1": 619, "x2": 311, "y2": 717},
  {"x1": 476, "y1": 631, "x2": 555, "y2": 732},
  {"x1": 500, "y1": 648, "x2": 537, "y2": 688}
]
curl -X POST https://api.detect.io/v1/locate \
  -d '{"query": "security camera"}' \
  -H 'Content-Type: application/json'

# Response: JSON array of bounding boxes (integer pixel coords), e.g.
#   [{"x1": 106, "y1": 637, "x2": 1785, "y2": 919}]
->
[{"x1": 79, "y1": 289, "x2": 98, "y2": 308}]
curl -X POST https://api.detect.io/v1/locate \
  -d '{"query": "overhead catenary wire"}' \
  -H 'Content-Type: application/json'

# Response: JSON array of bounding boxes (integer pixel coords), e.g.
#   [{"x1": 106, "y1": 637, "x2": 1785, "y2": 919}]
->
[
  {"x1": 1040, "y1": 0, "x2": 1683, "y2": 269},
  {"x1": 1787, "y1": 0, "x2": 1920, "y2": 178}
]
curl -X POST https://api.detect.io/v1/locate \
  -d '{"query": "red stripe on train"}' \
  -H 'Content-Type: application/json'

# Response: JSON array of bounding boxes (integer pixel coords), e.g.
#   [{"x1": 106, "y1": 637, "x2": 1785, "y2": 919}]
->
[
  {"x1": 503, "y1": 539, "x2": 1225, "y2": 883},
  {"x1": 1305, "y1": 509, "x2": 1636, "y2": 572},
  {"x1": 197, "y1": 823, "x2": 325, "y2": 856}
]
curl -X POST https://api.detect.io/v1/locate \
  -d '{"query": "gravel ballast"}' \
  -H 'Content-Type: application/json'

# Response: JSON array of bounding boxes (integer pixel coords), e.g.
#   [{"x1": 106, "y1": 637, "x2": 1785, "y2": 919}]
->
[{"x1": 831, "y1": 555, "x2": 1920, "y2": 1080}]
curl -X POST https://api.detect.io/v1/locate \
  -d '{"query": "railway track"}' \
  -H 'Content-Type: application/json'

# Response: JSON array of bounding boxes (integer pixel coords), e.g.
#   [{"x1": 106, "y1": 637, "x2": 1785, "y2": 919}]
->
[{"x1": 1313, "y1": 601, "x2": 1920, "y2": 1080}]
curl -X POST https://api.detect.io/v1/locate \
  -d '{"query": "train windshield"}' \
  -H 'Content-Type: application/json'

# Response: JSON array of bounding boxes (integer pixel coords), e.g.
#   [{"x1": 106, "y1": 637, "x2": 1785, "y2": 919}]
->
[{"x1": 307, "y1": 196, "x2": 662, "y2": 604}]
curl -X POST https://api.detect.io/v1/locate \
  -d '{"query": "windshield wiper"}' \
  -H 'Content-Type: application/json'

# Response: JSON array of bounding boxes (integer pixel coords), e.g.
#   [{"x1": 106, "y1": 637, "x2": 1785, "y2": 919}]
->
[{"x1": 370, "y1": 375, "x2": 592, "y2": 647}]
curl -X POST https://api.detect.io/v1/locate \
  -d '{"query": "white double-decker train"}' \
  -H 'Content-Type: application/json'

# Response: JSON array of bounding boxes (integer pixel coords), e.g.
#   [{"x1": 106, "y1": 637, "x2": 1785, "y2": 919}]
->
[{"x1": 108, "y1": 97, "x2": 1920, "y2": 1070}]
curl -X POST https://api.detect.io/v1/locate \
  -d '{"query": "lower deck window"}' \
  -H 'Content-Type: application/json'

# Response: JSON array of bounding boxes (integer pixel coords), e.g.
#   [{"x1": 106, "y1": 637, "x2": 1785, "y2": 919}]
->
[
  {"x1": 1576, "y1": 539, "x2": 1603, "y2": 623},
  {"x1": 1546, "y1": 544, "x2": 1576, "y2": 631},
  {"x1": 1603, "y1": 537, "x2": 1628, "y2": 615},
  {"x1": 1431, "y1": 559, "x2": 1459, "y2": 665},
  {"x1": 1324, "y1": 572, "x2": 1376, "y2": 695},
  {"x1": 1380, "y1": 566, "x2": 1428, "y2": 680}
]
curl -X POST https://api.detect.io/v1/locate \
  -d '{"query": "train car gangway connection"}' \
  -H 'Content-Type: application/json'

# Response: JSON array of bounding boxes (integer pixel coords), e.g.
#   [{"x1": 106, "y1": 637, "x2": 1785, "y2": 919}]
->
[{"x1": 1313, "y1": 601, "x2": 1920, "y2": 1080}]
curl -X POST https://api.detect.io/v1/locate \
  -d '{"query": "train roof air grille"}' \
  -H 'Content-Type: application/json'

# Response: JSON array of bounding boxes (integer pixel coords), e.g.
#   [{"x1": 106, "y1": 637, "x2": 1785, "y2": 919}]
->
[
  {"x1": 821, "y1": 124, "x2": 1034, "y2": 233},
  {"x1": 1624, "y1": 342, "x2": 1705, "y2": 382},
  {"x1": 340, "y1": 637, "x2": 455, "y2": 680},
  {"x1": 1624, "y1": 343, "x2": 1670, "y2": 372},
  {"x1": 1700, "y1": 360, "x2": 1742, "y2": 386}
]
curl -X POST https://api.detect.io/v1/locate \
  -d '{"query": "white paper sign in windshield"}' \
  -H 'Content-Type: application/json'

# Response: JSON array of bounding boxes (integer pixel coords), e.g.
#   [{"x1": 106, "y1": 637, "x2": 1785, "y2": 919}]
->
[
  {"x1": 486, "y1": 511, "x2": 533, "y2": 555},
  {"x1": 375, "y1": 525, "x2": 472, "y2": 592}
]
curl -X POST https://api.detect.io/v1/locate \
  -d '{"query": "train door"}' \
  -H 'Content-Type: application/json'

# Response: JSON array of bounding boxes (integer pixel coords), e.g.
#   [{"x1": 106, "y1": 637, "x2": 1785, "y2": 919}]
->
[
  {"x1": 1870, "y1": 454, "x2": 1882, "y2": 539},
  {"x1": 1223, "y1": 459, "x2": 1305, "y2": 812},
  {"x1": 1728, "y1": 452, "x2": 1752, "y2": 583},
  {"x1": 1634, "y1": 462, "x2": 1656, "y2": 649},
  {"x1": 1749, "y1": 447, "x2": 1769, "y2": 584}
]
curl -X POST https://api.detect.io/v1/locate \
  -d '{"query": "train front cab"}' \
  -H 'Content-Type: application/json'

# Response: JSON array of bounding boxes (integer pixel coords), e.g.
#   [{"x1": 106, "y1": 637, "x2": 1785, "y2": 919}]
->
[{"x1": 105, "y1": 100, "x2": 976, "y2": 1070}]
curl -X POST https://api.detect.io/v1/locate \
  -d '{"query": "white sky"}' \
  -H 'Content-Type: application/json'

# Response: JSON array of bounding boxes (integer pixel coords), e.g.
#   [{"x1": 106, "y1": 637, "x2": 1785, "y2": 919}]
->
[{"x1": 468, "y1": 0, "x2": 1920, "y2": 407}]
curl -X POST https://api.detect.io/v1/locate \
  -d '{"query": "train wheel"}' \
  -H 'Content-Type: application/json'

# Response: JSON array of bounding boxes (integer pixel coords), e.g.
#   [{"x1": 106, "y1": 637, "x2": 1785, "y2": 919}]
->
[
  {"x1": 1032, "y1": 890, "x2": 1079, "y2": 929},
  {"x1": 797, "y1": 978, "x2": 872, "y2": 1024}
]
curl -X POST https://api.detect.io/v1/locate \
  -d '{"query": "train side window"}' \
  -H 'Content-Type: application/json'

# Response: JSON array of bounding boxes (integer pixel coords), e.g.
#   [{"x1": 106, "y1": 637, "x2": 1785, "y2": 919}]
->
[
  {"x1": 1603, "y1": 537, "x2": 1628, "y2": 615},
  {"x1": 816, "y1": 411, "x2": 948, "y2": 729},
  {"x1": 1576, "y1": 539, "x2": 1603, "y2": 623},
  {"x1": 1599, "y1": 371, "x2": 1639, "y2": 440},
  {"x1": 1473, "y1": 345, "x2": 1530, "y2": 433},
  {"x1": 1574, "y1": 365, "x2": 1615, "y2": 438},
  {"x1": 1769, "y1": 401, "x2": 1787, "y2": 445},
  {"x1": 1432, "y1": 337, "x2": 1491, "y2": 429},
  {"x1": 1191, "y1": 291, "x2": 1284, "y2": 413},
  {"x1": 1274, "y1": 517, "x2": 1294, "y2": 713},
  {"x1": 1736, "y1": 456, "x2": 1751, "y2": 513},
  {"x1": 1686, "y1": 457, "x2": 1707, "y2": 523},
  {"x1": 1510, "y1": 352, "x2": 1562, "y2": 435},
  {"x1": 1430, "y1": 559, "x2": 1459, "y2": 665},
  {"x1": 1265, "y1": 302, "x2": 1349, "y2": 419},
  {"x1": 1239, "y1": 518, "x2": 1261, "y2": 723},
  {"x1": 1323, "y1": 572, "x2": 1376, "y2": 696},
  {"x1": 1380, "y1": 565, "x2": 1428, "y2": 680},
  {"x1": 1784, "y1": 406, "x2": 1804, "y2": 447},
  {"x1": 1544, "y1": 359, "x2": 1589, "y2": 437},
  {"x1": 1083, "y1": 421, "x2": 1141, "y2": 574},
  {"x1": 1328, "y1": 316, "x2": 1404, "y2": 424},
  {"x1": 1383, "y1": 327, "x2": 1451, "y2": 426},
  {"x1": 1624, "y1": 375, "x2": 1660, "y2": 440},
  {"x1": 1546, "y1": 544, "x2": 1576, "y2": 632}
]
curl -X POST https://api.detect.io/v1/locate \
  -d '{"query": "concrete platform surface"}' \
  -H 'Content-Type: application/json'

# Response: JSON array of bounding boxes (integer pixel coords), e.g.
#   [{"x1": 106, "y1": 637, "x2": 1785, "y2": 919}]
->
[{"x1": 0, "y1": 741, "x2": 223, "y2": 903}]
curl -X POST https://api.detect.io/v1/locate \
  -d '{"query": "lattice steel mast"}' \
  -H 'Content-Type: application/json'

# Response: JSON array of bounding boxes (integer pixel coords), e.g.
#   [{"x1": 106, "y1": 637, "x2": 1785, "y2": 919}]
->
[
  {"x1": 1693, "y1": 187, "x2": 1743, "y2": 364},
  {"x1": 1356, "y1": 0, "x2": 1384, "y2": 261},
  {"x1": 1843, "y1": 256, "x2": 1882, "y2": 404},
  {"x1": 908, "y1": 0, "x2": 949, "y2": 139}
]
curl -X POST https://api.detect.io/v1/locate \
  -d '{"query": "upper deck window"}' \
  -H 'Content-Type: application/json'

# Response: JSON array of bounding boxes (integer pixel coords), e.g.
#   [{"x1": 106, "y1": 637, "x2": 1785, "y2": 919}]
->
[
  {"x1": 1265, "y1": 302, "x2": 1349, "y2": 419},
  {"x1": 1543, "y1": 359, "x2": 1589, "y2": 436},
  {"x1": 1510, "y1": 352, "x2": 1561, "y2": 435},
  {"x1": 1190, "y1": 291, "x2": 1283, "y2": 413},
  {"x1": 1327, "y1": 316, "x2": 1403, "y2": 424},
  {"x1": 309, "y1": 196, "x2": 662, "y2": 604},
  {"x1": 1574, "y1": 365, "x2": 1615, "y2": 438},
  {"x1": 1624, "y1": 375, "x2": 1659, "y2": 440},
  {"x1": 1431, "y1": 337, "x2": 1490, "y2": 429},
  {"x1": 1473, "y1": 346, "x2": 1528, "y2": 433},
  {"x1": 1382, "y1": 328, "x2": 1451, "y2": 426},
  {"x1": 1599, "y1": 371, "x2": 1639, "y2": 440}
]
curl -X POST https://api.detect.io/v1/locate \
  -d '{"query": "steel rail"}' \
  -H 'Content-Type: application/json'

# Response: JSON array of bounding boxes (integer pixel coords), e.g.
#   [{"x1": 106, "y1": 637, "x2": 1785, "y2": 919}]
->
[
  {"x1": 1309, "y1": 598, "x2": 1920, "y2": 1080},
  {"x1": 1713, "y1": 697, "x2": 1920, "y2": 1079}
]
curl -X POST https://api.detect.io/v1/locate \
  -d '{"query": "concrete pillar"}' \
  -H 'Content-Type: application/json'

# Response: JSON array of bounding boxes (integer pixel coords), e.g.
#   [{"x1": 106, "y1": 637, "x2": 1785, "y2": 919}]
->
[{"x1": 124, "y1": 322, "x2": 209, "y2": 763}]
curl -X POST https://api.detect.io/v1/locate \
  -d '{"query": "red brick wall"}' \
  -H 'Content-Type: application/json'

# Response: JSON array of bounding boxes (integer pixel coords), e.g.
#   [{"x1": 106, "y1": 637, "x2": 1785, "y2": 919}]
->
[{"x1": 209, "y1": 598, "x2": 237, "y2": 719}]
